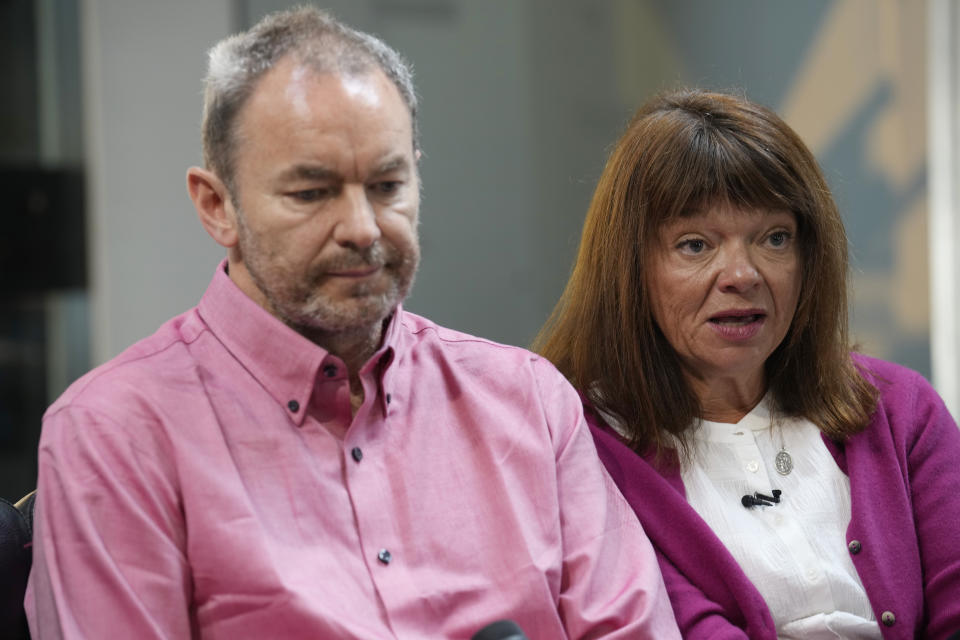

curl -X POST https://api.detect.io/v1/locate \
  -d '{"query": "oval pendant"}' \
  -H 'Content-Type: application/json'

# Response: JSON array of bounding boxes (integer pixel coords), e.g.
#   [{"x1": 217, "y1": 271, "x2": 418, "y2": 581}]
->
[{"x1": 775, "y1": 449, "x2": 793, "y2": 476}]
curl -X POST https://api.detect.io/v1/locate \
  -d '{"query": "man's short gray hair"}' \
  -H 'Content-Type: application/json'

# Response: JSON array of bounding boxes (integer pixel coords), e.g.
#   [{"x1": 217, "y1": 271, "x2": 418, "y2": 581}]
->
[{"x1": 201, "y1": 5, "x2": 419, "y2": 193}]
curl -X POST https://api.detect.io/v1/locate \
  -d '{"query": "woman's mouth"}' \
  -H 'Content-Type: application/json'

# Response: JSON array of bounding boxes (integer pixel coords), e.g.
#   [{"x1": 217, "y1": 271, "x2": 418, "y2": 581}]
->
[
  {"x1": 708, "y1": 311, "x2": 766, "y2": 340},
  {"x1": 710, "y1": 313, "x2": 764, "y2": 326}
]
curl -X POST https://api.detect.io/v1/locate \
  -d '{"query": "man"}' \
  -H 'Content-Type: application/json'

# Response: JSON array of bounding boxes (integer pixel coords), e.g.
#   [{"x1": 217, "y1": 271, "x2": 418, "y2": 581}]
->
[{"x1": 26, "y1": 8, "x2": 679, "y2": 639}]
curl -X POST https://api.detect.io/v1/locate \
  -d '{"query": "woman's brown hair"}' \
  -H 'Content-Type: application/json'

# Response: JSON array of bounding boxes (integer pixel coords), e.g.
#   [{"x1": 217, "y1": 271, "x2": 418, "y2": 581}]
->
[{"x1": 534, "y1": 89, "x2": 877, "y2": 460}]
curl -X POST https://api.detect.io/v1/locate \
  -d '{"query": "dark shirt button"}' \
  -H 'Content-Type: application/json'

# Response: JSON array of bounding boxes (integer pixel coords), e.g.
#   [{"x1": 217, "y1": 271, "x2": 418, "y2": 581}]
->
[
  {"x1": 287, "y1": 399, "x2": 300, "y2": 413},
  {"x1": 881, "y1": 611, "x2": 896, "y2": 627},
  {"x1": 386, "y1": 393, "x2": 392, "y2": 404},
  {"x1": 377, "y1": 549, "x2": 392, "y2": 565},
  {"x1": 848, "y1": 540, "x2": 862, "y2": 554},
  {"x1": 323, "y1": 364, "x2": 338, "y2": 378},
  {"x1": 351, "y1": 447, "x2": 363, "y2": 462}
]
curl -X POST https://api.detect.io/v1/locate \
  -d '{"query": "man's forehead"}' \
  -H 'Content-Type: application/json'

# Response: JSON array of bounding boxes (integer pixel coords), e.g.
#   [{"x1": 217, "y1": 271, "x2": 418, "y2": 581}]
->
[
  {"x1": 239, "y1": 59, "x2": 412, "y2": 140},
  {"x1": 278, "y1": 61, "x2": 390, "y2": 114},
  {"x1": 254, "y1": 55, "x2": 396, "y2": 107},
  {"x1": 240, "y1": 61, "x2": 402, "y2": 124}
]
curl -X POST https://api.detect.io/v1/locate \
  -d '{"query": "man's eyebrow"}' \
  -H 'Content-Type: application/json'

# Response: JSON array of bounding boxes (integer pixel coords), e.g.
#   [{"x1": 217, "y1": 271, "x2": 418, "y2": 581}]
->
[
  {"x1": 374, "y1": 156, "x2": 411, "y2": 175},
  {"x1": 275, "y1": 164, "x2": 339, "y2": 183},
  {"x1": 273, "y1": 157, "x2": 412, "y2": 184}
]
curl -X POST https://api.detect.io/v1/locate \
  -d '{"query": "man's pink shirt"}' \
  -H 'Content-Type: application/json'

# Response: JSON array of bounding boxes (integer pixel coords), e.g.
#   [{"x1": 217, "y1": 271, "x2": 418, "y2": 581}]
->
[{"x1": 26, "y1": 262, "x2": 678, "y2": 639}]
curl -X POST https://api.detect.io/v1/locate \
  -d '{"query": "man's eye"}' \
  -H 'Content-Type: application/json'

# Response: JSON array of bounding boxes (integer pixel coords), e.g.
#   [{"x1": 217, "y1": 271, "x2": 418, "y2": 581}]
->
[
  {"x1": 371, "y1": 181, "x2": 402, "y2": 195},
  {"x1": 290, "y1": 189, "x2": 328, "y2": 202}
]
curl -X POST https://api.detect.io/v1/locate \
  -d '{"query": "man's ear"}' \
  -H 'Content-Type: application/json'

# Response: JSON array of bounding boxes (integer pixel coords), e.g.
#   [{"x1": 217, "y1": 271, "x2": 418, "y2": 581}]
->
[{"x1": 187, "y1": 167, "x2": 239, "y2": 248}]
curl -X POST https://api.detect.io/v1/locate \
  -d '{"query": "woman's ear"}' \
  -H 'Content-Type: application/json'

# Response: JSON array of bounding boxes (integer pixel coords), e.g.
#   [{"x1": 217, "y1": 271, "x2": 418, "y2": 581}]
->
[{"x1": 187, "y1": 167, "x2": 239, "y2": 248}]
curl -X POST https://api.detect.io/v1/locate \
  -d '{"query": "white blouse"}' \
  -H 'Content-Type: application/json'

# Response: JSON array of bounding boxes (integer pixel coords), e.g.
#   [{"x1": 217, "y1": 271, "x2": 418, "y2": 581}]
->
[{"x1": 680, "y1": 397, "x2": 882, "y2": 639}]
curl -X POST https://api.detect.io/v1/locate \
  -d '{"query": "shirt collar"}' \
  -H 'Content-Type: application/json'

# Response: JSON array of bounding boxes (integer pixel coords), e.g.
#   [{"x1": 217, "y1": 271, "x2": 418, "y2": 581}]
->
[
  {"x1": 197, "y1": 260, "x2": 403, "y2": 425},
  {"x1": 697, "y1": 393, "x2": 775, "y2": 440}
]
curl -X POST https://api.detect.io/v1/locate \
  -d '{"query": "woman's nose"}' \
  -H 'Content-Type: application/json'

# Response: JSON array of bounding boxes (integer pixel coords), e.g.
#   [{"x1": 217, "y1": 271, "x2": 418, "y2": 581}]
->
[{"x1": 716, "y1": 244, "x2": 761, "y2": 292}]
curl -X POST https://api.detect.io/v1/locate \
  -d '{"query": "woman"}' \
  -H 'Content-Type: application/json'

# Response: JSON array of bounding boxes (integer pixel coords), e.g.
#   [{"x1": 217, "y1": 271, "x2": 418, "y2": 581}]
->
[{"x1": 535, "y1": 89, "x2": 960, "y2": 639}]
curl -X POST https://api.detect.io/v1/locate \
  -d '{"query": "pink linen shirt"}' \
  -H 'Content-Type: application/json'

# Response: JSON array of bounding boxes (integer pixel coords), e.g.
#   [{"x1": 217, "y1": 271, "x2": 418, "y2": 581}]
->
[{"x1": 26, "y1": 262, "x2": 679, "y2": 639}]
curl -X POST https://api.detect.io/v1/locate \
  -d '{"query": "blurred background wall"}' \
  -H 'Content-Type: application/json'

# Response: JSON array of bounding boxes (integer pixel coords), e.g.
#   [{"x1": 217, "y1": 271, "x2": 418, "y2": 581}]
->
[{"x1": 1, "y1": 0, "x2": 955, "y2": 498}]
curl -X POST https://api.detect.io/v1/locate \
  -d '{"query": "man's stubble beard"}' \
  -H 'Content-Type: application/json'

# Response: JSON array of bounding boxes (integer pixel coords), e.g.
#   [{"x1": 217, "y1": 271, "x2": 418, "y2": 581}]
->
[{"x1": 235, "y1": 210, "x2": 420, "y2": 335}]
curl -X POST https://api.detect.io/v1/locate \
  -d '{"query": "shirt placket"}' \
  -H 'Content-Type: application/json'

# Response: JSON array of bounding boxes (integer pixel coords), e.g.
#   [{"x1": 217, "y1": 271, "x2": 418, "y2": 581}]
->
[
  {"x1": 340, "y1": 363, "x2": 413, "y2": 638},
  {"x1": 742, "y1": 429, "x2": 835, "y2": 615}
]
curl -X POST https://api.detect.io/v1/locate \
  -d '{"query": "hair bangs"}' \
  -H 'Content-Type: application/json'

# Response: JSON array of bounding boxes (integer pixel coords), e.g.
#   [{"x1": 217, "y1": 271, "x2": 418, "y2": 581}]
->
[{"x1": 692, "y1": 129, "x2": 801, "y2": 224}]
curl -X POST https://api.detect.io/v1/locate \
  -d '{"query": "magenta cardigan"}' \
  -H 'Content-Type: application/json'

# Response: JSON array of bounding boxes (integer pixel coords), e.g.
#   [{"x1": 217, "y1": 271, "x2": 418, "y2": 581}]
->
[{"x1": 588, "y1": 354, "x2": 960, "y2": 639}]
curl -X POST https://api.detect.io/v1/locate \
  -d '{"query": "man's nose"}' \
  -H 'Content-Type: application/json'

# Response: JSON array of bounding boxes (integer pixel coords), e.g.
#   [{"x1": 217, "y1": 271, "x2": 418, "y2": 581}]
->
[
  {"x1": 333, "y1": 185, "x2": 381, "y2": 249},
  {"x1": 716, "y1": 243, "x2": 761, "y2": 292}
]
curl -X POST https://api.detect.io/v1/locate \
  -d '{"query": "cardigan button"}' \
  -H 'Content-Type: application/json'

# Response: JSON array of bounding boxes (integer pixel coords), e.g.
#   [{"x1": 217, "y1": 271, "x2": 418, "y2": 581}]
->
[
  {"x1": 880, "y1": 611, "x2": 896, "y2": 627},
  {"x1": 848, "y1": 540, "x2": 862, "y2": 554}
]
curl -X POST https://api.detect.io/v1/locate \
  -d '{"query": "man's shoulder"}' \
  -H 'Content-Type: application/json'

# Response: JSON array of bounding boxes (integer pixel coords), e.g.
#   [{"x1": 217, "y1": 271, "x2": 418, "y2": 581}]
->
[
  {"x1": 397, "y1": 310, "x2": 544, "y2": 366},
  {"x1": 394, "y1": 310, "x2": 575, "y2": 398},
  {"x1": 47, "y1": 308, "x2": 208, "y2": 418},
  {"x1": 395, "y1": 310, "x2": 584, "y2": 442}
]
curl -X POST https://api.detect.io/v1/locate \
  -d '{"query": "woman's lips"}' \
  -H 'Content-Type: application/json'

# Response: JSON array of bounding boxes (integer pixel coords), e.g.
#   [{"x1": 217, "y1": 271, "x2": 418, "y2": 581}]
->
[
  {"x1": 710, "y1": 313, "x2": 763, "y2": 326},
  {"x1": 708, "y1": 311, "x2": 766, "y2": 340}
]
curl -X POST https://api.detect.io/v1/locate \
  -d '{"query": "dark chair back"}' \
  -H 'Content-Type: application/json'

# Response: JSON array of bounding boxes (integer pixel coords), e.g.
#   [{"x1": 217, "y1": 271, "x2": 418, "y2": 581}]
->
[{"x1": 1, "y1": 491, "x2": 35, "y2": 640}]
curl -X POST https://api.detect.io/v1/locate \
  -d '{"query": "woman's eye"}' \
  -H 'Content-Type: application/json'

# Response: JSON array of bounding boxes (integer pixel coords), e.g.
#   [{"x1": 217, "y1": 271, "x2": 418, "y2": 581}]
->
[
  {"x1": 678, "y1": 238, "x2": 706, "y2": 254},
  {"x1": 767, "y1": 231, "x2": 791, "y2": 247}
]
